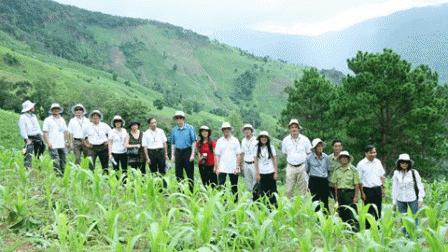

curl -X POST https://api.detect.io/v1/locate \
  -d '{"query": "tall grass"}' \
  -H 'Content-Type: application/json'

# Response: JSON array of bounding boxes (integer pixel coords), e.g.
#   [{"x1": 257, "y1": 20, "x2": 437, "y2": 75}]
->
[{"x1": 0, "y1": 149, "x2": 447, "y2": 251}]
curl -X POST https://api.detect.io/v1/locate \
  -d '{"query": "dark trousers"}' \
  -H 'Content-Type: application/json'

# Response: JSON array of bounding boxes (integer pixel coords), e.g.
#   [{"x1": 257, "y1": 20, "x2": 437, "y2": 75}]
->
[
  {"x1": 258, "y1": 173, "x2": 277, "y2": 207},
  {"x1": 199, "y1": 164, "x2": 217, "y2": 188},
  {"x1": 73, "y1": 139, "x2": 88, "y2": 165},
  {"x1": 24, "y1": 135, "x2": 45, "y2": 168},
  {"x1": 112, "y1": 153, "x2": 128, "y2": 172},
  {"x1": 336, "y1": 189, "x2": 358, "y2": 229},
  {"x1": 218, "y1": 173, "x2": 239, "y2": 201},
  {"x1": 129, "y1": 162, "x2": 146, "y2": 174},
  {"x1": 363, "y1": 186, "x2": 382, "y2": 228},
  {"x1": 175, "y1": 148, "x2": 194, "y2": 190},
  {"x1": 149, "y1": 149, "x2": 166, "y2": 174},
  {"x1": 88, "y1": 144, "x2": 109, "y2": 171},
  {"x1": 309, "y1": 176, "x2": 329, "y2": 212},
  {"x1": 50, "y1": 148, "x2": 66, "y2": 175}
]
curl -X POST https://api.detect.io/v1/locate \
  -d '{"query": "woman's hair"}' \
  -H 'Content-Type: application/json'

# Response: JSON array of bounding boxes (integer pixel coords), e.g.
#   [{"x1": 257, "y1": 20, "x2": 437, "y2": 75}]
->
[
  {"x1": 257, "y1": 136, "x2": 273, "y2": 159},
  {"x1": 198, "y1": 129, "x2": 213, "y2": 153},
  {"x1": 396, "y1": 160, "x2": 412, "y2": 171},
  {"x1": 113, "y1": 120, "x2": 122, "y2": 128}
]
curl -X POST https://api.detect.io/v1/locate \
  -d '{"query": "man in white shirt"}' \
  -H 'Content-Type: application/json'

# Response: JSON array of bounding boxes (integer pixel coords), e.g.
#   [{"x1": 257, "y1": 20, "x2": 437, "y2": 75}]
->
[
  {"x1": 143, "y1": 117, "x2": 168, "y2": 175},
  {"x1": 281, "y1": 119, "x2": 312, "y2": 198},
  {"x1": 240, "y1": 124, "x2": 258, "y2": 192},
  {"x1": 18, "y1": 100, "x2": 44, "y2": 169},
  {"x1": 215, "y1": 122, "x2": 241, "y2": 201},
  {"x1": 43, "y1": 103, "x2": 68, "y2": 175},
  {"x1": 83, "y1": 110, "x2": 111, "y2": 170},
  {"x1": 357, "y1": 145, "x2": 385, "y2": 223},
  {"x1": 67, "y1": 104, "x2": 89, "y2": 165}
]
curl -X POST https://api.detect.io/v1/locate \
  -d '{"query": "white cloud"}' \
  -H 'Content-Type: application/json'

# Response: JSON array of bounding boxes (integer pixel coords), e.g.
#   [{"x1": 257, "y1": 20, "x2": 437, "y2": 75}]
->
[
  {"x1": 252, "y1": 0, "x2": 448, "y2": 36},
  {"x1": 55, "y1": 0, "x2": 448, "y2": 36}
]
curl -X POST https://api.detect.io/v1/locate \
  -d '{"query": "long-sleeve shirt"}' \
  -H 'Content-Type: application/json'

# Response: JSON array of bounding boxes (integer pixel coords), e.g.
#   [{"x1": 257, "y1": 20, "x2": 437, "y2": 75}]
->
[
  {"x1": 392, "y1": 170, "x2": 425, "y2": 204},
  {"x1": 306, "y1": 152, "x2": 331, "y2": 178},
  {"x1": 18, "y1": 113, "x2": 42, "y2": 139}
]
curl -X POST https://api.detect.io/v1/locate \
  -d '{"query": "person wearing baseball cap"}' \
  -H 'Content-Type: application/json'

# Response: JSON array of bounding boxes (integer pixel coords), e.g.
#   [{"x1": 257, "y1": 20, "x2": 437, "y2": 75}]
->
[
  {"x1": 68, "y1": 104, "x2": 89, "y2": 165},
  {"x1": 42, "y1": 103, "x2": 68, "y2": 175},
  {"x1": 215, "y1": 122, "x2": 242, "y2": 201},
  {"x1": 18, "y1": 100, "x2": 44, "y2": 169},
  {"x1": 306, "y1": 138, "x2": 331, "y2": 212},
  {"x1": 171, "y1": 111, "x2": 196, "y2": 191},
  {"x1": 281, "y1": 118, "x2": 312, "y2": 199},
  {"x1": 83, "y1": 110, "x2": 112, "y2": 171},
  {"x1": 241, "y1": 123, "x2": 258, "y2": 193},
  {"x1": 329, "y1": 150, "x2": 361, "y2": 229}
]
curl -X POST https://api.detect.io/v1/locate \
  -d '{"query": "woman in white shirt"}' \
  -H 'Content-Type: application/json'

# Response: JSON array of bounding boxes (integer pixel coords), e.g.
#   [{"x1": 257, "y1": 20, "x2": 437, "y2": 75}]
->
[
  {"x1": 108, "y1": 115, "x2": 129, "y2": 173},
  {"x1": 254, "y1": 131, "x2": 278, "y2": 207},
  {"x1": 392, "y1": 153, "x2": 425, "y2": 233}
]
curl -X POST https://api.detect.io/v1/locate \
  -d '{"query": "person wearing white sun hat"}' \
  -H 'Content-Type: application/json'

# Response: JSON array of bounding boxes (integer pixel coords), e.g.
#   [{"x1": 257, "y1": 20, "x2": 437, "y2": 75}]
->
[
  {"x1": 43, "y1": 103, "x2": 68, "y2": 175},
  {"x1": 306, "y1": 138, "x2": 331, "y2": 212},
  {"x1": 281, "y1": 119, "x2": 312, "y2": 199},
  {"x1": 18, "y1": 100, "x2": 44, "y2": 169},
  {"x1": 215, "y1": 122, "x2": 242, "y2": 201},
  {"x1": 67, "y1": 103, "x2": 89, "y2": 165},
  {"x1": 108, "y1": 115, "x2": 129, "y2": 173},
  {"x1": 83, "y1": 110, "x2": 112, "y2": 171},
  {"x1": 392, "y1": 153, "x2": 425, "y2": 235},
  {"x1": 171, "y1": 111, "x2": 196, "y2": 191},
  {"x1": 241, "y1": 123, "x2": 258, "y2": 192},
  {"x1": 254, "y1": 131, "x2": 278, "y2": 207}
]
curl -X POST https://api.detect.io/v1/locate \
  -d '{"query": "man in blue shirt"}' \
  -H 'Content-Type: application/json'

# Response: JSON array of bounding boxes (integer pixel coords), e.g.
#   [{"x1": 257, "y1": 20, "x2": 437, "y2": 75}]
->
[{"x1": 171, "y1": 111, "x2": 196, "y2": 190}]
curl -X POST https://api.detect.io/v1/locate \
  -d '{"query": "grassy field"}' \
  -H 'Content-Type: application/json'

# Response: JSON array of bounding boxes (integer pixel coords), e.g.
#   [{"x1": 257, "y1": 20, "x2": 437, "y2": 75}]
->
[{"x1": 0, "y1": 149, "x2": 447, "y2": 251}]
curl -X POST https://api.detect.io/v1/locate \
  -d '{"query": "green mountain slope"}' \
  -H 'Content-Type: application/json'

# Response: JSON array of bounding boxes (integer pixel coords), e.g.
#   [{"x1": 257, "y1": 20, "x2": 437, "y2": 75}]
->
[{"x1": 0, "y1": 0, "x2": 304, "y2": 135}]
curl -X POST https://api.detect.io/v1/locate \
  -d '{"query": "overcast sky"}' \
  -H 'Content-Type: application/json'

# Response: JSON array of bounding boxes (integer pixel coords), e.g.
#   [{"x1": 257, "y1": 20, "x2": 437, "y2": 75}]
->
[{"x1": 55, "y1": 0, "x2": 448, "y2": 36}]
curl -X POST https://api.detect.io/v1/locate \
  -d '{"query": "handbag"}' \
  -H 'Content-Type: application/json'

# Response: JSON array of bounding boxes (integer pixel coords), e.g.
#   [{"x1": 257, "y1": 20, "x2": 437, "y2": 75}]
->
[{"x1": 127, "y1": 147, "x2": 140, "y2": 157}]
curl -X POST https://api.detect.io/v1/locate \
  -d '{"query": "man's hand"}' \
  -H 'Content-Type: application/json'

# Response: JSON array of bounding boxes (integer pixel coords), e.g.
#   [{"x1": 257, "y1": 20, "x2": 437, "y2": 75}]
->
[
  {"x1": 256, "y1": 173, "x2": 261, "y2": 182},
  {"x1": 48, "y1": 143, "x2": 53, "y2": 150},
  {"x1": 189, "y1": 155, "x2": 194, "y2": 162},
  {"x1": 361, "y1": 192, "x2": 367, "y2": 201},
  {"x1": 273, "y1": 172, "x2": 278, "y2": 181},
  {"x1": 165, "y1": 154, "x2": 169, "y2": 160},
  {"x1": 26, "y1": 139, "x2": 32, "y2": 145},
  {"x1": 353, "y1": 195, "x2": 359, "y2": 204},
  {"x1": 418, "y1": 201, "x2": 423, "y2": 209},
  {"x1": 146, "y1": 157, "x2": 151, "y2": 165}
]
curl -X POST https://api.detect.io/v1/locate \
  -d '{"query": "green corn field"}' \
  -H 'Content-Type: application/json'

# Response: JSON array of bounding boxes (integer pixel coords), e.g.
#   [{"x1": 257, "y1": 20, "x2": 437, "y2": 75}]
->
[{"x1": 0, "y1": 149, "x2": 447, "y2": 251}]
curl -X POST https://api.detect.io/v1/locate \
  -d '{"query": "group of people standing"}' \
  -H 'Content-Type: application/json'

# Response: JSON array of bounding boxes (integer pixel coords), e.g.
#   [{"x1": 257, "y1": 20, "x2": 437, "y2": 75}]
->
[{"x1": 18, "y1": 100, "x2": 425, "y2": 229}]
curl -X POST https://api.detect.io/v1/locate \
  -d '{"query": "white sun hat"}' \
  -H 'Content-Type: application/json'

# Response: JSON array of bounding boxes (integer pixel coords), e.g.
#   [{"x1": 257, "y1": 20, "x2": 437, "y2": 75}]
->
[
  {"x1": 242, "y1": 123, "x2": 254, "y2": 132},
  {"x1": 221, "y1": 122, "x2": 232, "y2": 130},
  {"x1": 173, "y1": 111, "x2": 186, "y2": 119},
  {"x1": 311, "y1": 138, "x2": 325, "y2": 149},
  {"x1": 258, "y1": 131, "x2": 270, "y2": 138},
  {"x1": 89, "y1": 110, "x2": 103, "y2": 119},
  {"x1": 288, "y1": 119, "x2": 303, "y2": 129},
  {"x1": 111, "y1": 115, "x2": 125, "y2": 127},
  {"x1": 48, "y1": 103, "x2": 64, "y2": 114},
  {"x1": 21, "y1": 100, "x2": 35, "y2": 113},
  {"x1": 71, "y1": 104, "x2": 86, "y2": 114}
]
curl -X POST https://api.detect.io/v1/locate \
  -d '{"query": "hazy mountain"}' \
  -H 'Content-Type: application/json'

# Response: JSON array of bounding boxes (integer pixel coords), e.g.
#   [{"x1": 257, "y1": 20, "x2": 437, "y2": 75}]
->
[{"x1": 212, "y1": 4, "x2": 448, "y2": 82}]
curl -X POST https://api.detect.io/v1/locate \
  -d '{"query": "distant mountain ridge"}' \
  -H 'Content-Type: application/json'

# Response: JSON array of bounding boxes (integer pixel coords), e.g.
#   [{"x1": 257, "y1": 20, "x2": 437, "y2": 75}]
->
[{"x1": 212, "y1": 4, "x2": 448, "y2": 82}]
